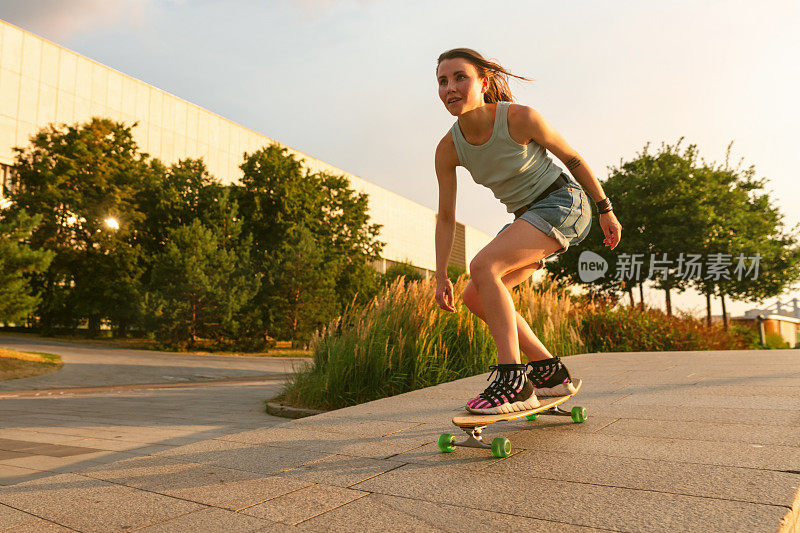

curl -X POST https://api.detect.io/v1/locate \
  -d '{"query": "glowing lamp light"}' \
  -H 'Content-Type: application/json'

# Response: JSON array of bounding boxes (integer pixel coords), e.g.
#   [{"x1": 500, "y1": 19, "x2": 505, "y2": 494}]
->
[{"x1": 104, "y1": 217, "x2": 120, "y2": 230}]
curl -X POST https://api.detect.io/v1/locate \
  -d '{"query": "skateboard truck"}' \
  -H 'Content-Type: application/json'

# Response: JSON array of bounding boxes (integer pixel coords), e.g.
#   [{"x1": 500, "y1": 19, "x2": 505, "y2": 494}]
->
[
  {"x1": 541, "y1": 404, "x2": 574, "y2": 417},
  {"x1": 454, "y1": 426, "x2": 491, "y2": 450}
]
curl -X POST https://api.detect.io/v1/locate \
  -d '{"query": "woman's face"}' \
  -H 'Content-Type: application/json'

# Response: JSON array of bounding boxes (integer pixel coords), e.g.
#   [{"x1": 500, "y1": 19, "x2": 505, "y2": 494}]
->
[{"x1": 437, "y1": 58, "x2": 487, "y2": 116}]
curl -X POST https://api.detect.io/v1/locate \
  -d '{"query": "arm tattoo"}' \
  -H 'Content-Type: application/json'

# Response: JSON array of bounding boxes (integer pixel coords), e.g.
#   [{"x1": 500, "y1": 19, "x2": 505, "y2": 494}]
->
[{"x1": 565, "y1": 157, "x2": 582, "y2": 171}]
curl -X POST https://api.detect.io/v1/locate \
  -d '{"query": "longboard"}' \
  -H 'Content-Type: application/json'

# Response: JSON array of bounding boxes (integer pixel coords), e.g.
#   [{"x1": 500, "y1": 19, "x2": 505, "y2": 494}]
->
[{"x1": 438, "y1": 378, "x2": 584, "y2": 458}]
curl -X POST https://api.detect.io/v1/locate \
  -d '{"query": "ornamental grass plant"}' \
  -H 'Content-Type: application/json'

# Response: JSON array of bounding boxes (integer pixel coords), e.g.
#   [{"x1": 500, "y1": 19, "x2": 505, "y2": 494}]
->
[
  {"x1": 277, "y1": 273, "x2": 585, "y2": 411},
  {"x1": 277, "y1": 272, "x2": 755, "y2": 411}
]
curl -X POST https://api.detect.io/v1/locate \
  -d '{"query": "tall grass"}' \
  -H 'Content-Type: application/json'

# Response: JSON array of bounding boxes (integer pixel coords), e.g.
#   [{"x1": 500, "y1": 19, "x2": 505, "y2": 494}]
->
[
  {"x1": 514, "y1": 277, "x2": 585, "y2": 358},
  {"x1": 278, "y1": 273, "x2": 585, "y2": 410},
  {"x1": 277, "y1": 272, "x2": 754, "y2": 411}
]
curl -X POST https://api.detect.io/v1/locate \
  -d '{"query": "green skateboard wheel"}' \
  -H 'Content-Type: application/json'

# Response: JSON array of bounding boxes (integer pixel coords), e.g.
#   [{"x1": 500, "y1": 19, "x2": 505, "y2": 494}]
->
[
  {"x1": 491, "y1": 437, "x2": 511, "y2": 458},
  {"x1": 571, "y1": 406, "x2": 587, "y2": 423},
  {"x1": 438, "y1": 433, "x2": 456, "y2": 453},
  {"x1": 525, "y1": 413, "x2": 539, "y2": 421}
]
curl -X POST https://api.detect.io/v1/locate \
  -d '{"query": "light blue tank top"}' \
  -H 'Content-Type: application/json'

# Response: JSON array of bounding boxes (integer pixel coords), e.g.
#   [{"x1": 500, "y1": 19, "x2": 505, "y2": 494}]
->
[{"x1": 451, "y1": 101, "x2": 563, "y2": 214}]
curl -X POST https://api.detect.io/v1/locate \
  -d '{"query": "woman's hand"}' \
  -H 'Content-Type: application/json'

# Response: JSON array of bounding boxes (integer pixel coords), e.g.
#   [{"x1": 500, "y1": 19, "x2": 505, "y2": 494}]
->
[
  {"x1": 599, "y1": 211, "x2": 622, "y2": 250},
  {"x1": 435, "y1": 276, "x2": 456, "y2": 312}
]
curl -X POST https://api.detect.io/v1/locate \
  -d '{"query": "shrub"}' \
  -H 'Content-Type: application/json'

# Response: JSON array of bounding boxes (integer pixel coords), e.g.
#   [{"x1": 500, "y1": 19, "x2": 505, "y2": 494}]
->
[
  {"x1": 580, "y1": 302, "x2": 750, "y2": 352},
  {"x1": 381, "y1": 261, "x2": 423, "y2": 286},
  {"x1": 764, "y1": 332, "x2": 790, "y2": 349}
]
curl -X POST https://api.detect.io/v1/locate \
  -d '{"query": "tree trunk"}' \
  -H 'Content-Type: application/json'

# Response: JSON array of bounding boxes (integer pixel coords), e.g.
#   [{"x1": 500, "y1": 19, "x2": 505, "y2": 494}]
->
[
  {"x1": 664, "y1": 288, "x2": 672, "y2": 316},
  {"x1": 627, "y1": 287, "x2": 634, "y2": 306},
  {"x1": 88, "y1": 316, "x2": 100, "y2": 338},
  {"x1": 638, "y1": 281, "x2": 645, "y2": 309},
  {"x1": 705, "y1": 290, "x2": 712, "y2": 327},
  {"x1": 190, "y1": 295, "x2": 197, "y2": 346},
  {"x1": 721, "y1": 292, "x2": 728, "y2": 331}
]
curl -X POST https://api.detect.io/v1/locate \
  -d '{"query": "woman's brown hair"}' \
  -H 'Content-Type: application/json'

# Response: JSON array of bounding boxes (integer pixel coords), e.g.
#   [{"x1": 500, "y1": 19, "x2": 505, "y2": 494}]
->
[{"x1": 436, "y1": 48, "x2": 531, "y2": 103}]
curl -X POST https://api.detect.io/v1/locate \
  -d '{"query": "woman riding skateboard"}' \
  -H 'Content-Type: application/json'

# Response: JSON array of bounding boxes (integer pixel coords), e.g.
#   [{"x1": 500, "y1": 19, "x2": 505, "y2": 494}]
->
[{"x1": 433, "y1": 48, "x2": 622, "y2": 415}]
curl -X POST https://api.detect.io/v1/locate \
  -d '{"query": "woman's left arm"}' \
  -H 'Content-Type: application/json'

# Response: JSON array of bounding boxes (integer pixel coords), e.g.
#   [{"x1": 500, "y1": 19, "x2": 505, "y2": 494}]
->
[{"x1": 518, "y1": 105, "x2": 622, "y2": 250}]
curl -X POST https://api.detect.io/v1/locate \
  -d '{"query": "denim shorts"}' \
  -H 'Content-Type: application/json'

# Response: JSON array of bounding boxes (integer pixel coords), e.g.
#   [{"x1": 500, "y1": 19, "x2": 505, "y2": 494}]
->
[{"x1": 496, "y1": 172, "x2": 592, "y2": 261}]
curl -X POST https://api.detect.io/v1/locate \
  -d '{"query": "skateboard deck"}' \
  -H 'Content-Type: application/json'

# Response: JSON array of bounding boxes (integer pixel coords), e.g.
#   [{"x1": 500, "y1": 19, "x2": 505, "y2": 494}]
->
[{"x1": 438, "y1": 379, "x2": 585, "y2": 458}]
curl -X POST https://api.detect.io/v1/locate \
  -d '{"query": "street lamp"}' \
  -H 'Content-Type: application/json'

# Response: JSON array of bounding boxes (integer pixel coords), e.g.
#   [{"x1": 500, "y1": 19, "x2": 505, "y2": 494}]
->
[{"x1": 103, "y1": 217, "x2": 120, "y2": 231}]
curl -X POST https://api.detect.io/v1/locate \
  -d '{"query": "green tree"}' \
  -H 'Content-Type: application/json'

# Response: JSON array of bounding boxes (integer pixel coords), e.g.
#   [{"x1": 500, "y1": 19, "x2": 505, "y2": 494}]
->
[
  {"x1": 552, "y1": 139, "x2": 800, "y2": 324},
  {"x1": 691, "y1": 148, "x2": 800, "y2": 327},
  {"x1": 263, "y1": 224, "x2": 338, "y2": 343},
  {"x1": 382, "y1": 260, "x2": 423, "y2": 286},
  {"x1": 549, "y1": 141, "x2": 704, "y2": 308},
  {"x1": 235, "y1": 144, "x2": 384, "y2": 342},
  {"x1": 149, "y1": 218, "x2": 259, "y2": 348},
  {"x1": 0, "y1": 210, "x2": 54, "y2": 324},
  {"x1": 9, "y1": 118, "x2": 152, "y2": 334},
  {"x1": 137, "y1": 158, "x2": 228, "y2": 256}
]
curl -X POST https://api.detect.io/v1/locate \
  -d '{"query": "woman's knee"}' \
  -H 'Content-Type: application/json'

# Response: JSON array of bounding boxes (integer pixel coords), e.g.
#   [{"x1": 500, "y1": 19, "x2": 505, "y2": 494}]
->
[
  {"x1": 468, "y1": 256, "x2": 499, "y2": 284},
  {"x1": 461, "y1": 282, "x2": 481, "y2": 312}
]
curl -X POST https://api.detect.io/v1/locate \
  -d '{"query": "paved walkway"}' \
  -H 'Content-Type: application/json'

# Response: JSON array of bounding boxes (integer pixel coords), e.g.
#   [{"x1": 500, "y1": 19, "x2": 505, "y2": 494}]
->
[
  {"x1": 0, "y1": 335, "x2": 308, "y2": 391},
  {"x1": 1, "y1": 346, "x2": 798, "y2": 531}
]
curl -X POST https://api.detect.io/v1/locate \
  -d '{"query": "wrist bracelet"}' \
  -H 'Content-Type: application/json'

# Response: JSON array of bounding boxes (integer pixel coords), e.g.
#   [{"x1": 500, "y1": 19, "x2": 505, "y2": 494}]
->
[{"x1": 595, "y1": 197, "x2": 612, "y2": 214}]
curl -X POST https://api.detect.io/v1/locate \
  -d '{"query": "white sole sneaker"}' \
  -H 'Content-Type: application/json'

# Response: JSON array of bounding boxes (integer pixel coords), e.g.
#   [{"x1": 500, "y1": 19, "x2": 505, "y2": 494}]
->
[
  {"x1": 534, "y1": 380, "x2": 578, "y2": 397},
  {"x1": 465, "y1": 396, "x2": 541, "y2": 415}
]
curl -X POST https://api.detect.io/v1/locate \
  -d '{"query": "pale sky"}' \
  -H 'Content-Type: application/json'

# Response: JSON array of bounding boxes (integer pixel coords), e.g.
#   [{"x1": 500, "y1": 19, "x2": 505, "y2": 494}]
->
[{"x1": 2, "y1": 0, "x2": 799, "y2": 318}]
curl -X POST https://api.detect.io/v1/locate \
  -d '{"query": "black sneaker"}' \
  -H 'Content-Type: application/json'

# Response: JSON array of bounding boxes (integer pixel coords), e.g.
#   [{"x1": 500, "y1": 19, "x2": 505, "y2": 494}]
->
[
  {"x1": 466, "y1": 363, "x2": 540, "y2": 414},
  {"x1": 525, "y1": 357, "x2": 577, "y2": 397}
]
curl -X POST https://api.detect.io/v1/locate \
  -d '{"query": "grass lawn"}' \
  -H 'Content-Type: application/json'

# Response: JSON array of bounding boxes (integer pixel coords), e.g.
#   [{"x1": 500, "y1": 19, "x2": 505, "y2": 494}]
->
[
  {"x1": 0, "y1": 332, "x2": 311, "y2": 358},
  {"x1": 0, "y1": 348, "x2": 63, "y2": 381}
]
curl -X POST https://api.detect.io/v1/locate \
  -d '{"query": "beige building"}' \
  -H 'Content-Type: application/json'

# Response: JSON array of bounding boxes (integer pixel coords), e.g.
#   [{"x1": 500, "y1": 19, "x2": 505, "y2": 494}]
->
[{"x1": 0, "y1": 19, "x2": 491, "y2": 276}]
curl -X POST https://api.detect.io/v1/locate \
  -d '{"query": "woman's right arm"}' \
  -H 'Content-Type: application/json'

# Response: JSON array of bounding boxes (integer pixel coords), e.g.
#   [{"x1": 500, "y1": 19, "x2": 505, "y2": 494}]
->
[{"x1": 434, "y1": 133, "x2": 459, "y2": 312}]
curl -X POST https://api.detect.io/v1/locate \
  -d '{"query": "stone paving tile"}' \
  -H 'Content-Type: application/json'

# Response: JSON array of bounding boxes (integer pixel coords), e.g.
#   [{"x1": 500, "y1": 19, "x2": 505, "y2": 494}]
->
[
  {"x1": 221, "y1": 424, "x2": 436, "y2": 462},
  {"x1": 153, "y1": 438, "x2": 330, "y2": 475},
  {"x1": 0, "y1": 441, "x2": 102, "y2": 458},
  {"x1": 0, "y1": 451, "x2": 28, "y2": 461},
  {"x1": 80, "y1": 455, "x2": 314, "y2": 510},
  {"x1": 165, "y1": 476, "x2": 313, "y2": 511},
  {"x1": 279, "y1": 454, "x2": 404, "y2": 487},
  {"x1": 351, "y1": 463, "x2": 788, "y2": 532},
  {"x1": 0, "y1": 503, "x2": 38, "y2": 529},
  {"x1": 0, "y1": 429, "x2": 81, "y2": 445},
  {"x1": 485, "y1": 449, "x2": 800, "y2": 507},
  {"x1": 594, "y1": 417, "x2": 800, "y2": 446},
  {"x1": 0, "y1": 449, "x2": 142, "y2": 473},
  {"x1": 613, "y1": 390, "x2": 800, "y2": 411},
  {"x1": 299, "y1": 492, "x2": 605, "y2": 532},
  {"x1": 503, "y1": 426, "x2": 800, "y2": 471},
  {"x1": 0, "y1": 465, "x2": 48, "y2": 487},
  {"x1": 0, "y1": 473, "x2": 203, "y2": 532},
  {"x1": 289, "y1": 417, "x2": 425, "y2": 439},
  {"x1": 302, "y1": 396, "x2": 466, "y2": 425},
  {"x1": 3, "y1": 518, "x2": 73, "y2": 532},
  {"x1": 240, "y1": 484, "x2": 368, "y2": 526},
  {"x1": 134, "y1": 507, "x2": 278, "y2": 532},
  {"x1": 219, "y1": 425, "x2": 357, "y2": 449},
  {"x1": 585, "y1": 402, "x2": 800, "y2": 426},
  {"x1": 53, "y1": 437, "x2": 174, "y2": 454}
]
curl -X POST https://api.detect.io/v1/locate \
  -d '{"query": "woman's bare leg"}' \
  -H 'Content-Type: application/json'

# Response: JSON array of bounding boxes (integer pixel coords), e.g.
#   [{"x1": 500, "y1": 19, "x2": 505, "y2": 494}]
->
[
  {"x1": 461, "y1": 266, "x2": 554, "y2": 362},
  {"x1": 468, "y1": 219, "x2": 563, "y2": 365}
]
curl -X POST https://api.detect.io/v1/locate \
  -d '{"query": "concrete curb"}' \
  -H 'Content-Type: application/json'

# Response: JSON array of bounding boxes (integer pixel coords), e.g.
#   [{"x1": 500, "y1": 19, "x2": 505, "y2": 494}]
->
[
  {"x1": 0, "y1": 374, "x2": 283, "y2": 398},
  {"x1": 779, "y1": 485, "x2": 800, "y2": 533},
  {"x1": 265, "y1": 401, "x2": 326, "y2": 419}
]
